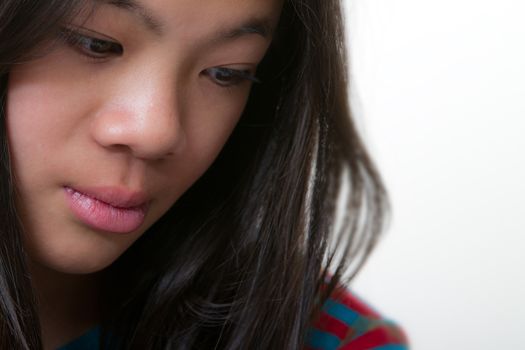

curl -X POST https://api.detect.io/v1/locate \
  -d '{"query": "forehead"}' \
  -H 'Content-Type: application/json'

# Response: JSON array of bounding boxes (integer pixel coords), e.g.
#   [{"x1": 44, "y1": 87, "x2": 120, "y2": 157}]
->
[{"x1": 91, "y1": 0, "x2": 284, "y2": 39}]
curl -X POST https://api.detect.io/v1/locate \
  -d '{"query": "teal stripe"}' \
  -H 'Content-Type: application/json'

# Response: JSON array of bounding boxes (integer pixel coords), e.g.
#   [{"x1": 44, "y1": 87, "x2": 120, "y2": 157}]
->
[
  {"x1": 374, "y1": 345, "x2": 409, "y2": 350},
  {"x1": 57, "y1": 326, "x2": 100, "y2": 350},
  {"x1": 306, "y1": 329, "x2": 341, "y2": 350},
  {"x1": 322, "y1": 299, "x2": 359, "y2": 326},
  {"x1": 348, "y1": 316, "x2": 370, "y2": 338}
]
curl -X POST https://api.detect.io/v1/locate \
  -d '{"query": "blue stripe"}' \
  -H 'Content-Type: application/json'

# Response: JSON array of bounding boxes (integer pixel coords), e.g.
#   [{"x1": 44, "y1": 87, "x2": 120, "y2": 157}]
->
[
  {"x1": 322, "y1": 299, "x2": 359, "y2": 326},
  {"x1": 349, "y1": 316, "x2": 370, "y2": 338},
  {"x1": 57, "y1": 326, "x2": 100, "y2": 350},
  {"x1": 373, "y1": 345, "x2": 409, "y2": 350},
  {"x1": 306, "y1": 329, "x2": 341, "y2": 350}
]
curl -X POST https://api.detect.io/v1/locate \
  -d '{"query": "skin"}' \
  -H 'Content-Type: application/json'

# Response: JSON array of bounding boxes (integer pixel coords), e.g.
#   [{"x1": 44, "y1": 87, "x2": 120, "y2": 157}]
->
[{"x1": 5, "y1": 0, "x2": 282, "y2": 348}]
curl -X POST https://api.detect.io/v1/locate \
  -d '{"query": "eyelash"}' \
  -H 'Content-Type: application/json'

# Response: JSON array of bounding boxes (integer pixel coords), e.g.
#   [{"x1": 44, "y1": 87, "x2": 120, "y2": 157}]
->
[{"x1": 57, "y1": 27, "x2": 261, "y2": 88}]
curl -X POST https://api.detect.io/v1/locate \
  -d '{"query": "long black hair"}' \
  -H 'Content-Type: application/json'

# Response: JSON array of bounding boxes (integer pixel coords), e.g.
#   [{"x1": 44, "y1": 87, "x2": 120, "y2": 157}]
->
[{"x1": 0, "y1": 0, "x2": 388, "y2": 349}]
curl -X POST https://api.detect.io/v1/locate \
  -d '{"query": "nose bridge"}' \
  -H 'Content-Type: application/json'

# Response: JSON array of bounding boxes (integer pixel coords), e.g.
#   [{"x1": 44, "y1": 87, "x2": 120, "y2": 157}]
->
[{"x1": 91, "y1": 69, "x2": 186, "y2": 160}]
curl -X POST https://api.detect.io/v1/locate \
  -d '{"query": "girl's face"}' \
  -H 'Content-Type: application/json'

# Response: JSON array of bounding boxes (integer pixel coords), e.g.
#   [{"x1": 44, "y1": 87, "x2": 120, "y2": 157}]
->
[{"x1": 6, "y1": 0, "x2": 282, "y2": 274}]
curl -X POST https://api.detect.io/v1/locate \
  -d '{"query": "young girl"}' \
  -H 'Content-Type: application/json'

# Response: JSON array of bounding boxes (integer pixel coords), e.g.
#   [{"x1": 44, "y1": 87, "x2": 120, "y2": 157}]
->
[{"x1": 0, "y1": 0, "x2": 408, "y2": 349}]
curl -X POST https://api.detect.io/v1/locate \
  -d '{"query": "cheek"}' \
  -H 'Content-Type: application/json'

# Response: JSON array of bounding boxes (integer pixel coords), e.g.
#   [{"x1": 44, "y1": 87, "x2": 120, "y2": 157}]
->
[
  {"x1": 6, "y1": 68, "x2": 77, "y2": 188},
  {"x1": 180, "y1": 86, "x2": 249, "y2": 171},
  {"x1": 6, "y1": 71, "x2": 56, "y2": 183},
  {"x1": 149, "y1": 90, "x2": 248, "y2": 210}
]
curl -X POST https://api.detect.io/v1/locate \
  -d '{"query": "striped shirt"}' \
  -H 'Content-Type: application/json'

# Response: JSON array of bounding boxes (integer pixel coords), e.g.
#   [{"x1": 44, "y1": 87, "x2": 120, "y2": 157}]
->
[
  {"x1": 58, "y1": 288, "x2": 408, "y2": 349},
  {"x1": 305, "y1": 287, "x2": 409, "y2": 350}
]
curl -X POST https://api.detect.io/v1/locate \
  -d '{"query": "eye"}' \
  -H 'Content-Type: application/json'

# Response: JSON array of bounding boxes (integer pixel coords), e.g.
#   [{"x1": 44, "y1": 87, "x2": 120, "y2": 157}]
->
[
  {"x1": 58, "y1": 27, "x2": 123, "y2": 60},
  {"x1": 203, "y1": 67, "x2": 261, "y2": 88}
]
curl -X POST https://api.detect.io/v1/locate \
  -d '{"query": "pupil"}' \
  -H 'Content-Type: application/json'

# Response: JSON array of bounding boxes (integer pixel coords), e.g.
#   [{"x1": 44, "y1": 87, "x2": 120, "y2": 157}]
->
[
  {"x1": 89, "y1": 39, "x2": 111, "y2": 53},
  {"x1": 216, "y1": 69, "x2": 233, "y2": 81}
]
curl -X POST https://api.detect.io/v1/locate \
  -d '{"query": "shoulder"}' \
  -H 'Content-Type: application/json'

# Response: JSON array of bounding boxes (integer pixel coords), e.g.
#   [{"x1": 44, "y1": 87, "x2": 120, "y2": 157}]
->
[{"x1": 305, "y1": 286, "x2": 409, "y2": 350}]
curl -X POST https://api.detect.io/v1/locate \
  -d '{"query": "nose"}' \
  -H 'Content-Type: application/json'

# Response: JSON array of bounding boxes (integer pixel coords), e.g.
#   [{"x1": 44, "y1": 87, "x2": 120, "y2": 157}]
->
[{"x1": 90, "y1": 79, "x2": 186, "y2": 160}]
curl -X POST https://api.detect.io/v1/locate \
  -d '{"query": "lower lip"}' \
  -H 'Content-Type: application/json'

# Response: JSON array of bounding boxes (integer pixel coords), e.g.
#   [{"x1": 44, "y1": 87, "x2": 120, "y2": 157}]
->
[{"x1": 64, "y1": 187, "x2": 148, "y2": 234}]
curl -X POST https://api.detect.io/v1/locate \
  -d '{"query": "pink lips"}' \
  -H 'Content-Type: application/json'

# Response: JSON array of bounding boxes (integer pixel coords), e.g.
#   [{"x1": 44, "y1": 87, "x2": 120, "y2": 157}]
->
[{"x1": 64, "y1": 186, "x2": 149, "y2": 234}]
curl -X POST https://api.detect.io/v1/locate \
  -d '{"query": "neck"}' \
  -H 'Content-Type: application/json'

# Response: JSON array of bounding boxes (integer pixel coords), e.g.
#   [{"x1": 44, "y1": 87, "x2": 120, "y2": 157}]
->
[{"x1": 28, "y1": 260, "x2": 106, "y2": 350}]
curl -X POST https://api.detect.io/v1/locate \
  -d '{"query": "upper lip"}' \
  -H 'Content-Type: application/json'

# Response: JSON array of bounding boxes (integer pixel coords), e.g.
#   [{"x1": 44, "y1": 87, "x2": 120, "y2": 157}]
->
[{"x1": 65, "y1": 185, "x2": 150, "y2": 209}]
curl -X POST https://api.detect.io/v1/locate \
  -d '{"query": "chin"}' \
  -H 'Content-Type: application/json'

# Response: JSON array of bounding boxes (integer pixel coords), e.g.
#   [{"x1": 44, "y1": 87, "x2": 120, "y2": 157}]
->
[
  {"x1": 50, "y1": 257, "x2": 115, "y2": 275},
  {"x1": 28, "y1": 242, "x2": 125, "y2": 275}
]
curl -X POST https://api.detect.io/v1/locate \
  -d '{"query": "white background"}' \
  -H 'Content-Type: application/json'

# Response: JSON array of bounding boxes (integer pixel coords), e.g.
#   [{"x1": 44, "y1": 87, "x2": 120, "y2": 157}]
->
[{"x1": 342, "y1": 0, "x2": 525, "y2": 349}]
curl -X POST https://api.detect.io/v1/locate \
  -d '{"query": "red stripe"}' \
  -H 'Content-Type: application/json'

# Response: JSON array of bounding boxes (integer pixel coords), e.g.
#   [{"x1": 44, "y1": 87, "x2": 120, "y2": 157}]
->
[{"x1": 313, "y1": 312, "x2": 351, "y2": 340}]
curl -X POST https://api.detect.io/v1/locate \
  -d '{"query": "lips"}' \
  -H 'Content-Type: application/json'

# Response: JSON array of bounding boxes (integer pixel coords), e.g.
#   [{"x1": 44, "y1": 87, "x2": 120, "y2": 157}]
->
[{"x1": 64, "y1": 186, "x2": 150, "y2": 234}]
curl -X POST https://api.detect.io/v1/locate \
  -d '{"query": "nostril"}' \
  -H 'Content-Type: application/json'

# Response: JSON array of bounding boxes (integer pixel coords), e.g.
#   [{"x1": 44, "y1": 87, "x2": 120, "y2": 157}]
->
[{"x1": 108, "y1": 144, "x2": 133, "y2": 152}]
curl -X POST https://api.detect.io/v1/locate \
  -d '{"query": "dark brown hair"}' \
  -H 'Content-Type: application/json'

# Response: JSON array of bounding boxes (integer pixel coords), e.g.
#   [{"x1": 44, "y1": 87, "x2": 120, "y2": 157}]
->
[{"x1": 0, "y1": 0, "x2": 388, "y2": 349}]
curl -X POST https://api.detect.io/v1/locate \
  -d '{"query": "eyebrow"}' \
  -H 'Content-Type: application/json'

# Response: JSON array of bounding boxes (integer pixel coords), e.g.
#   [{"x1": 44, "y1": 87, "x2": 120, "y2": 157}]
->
[
  {"x1": 97, "y1": 0, "x2": 273, "y2": 42},
  {"x1": 101, "y1": 0, "x2": 163, "y2": 35}
]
